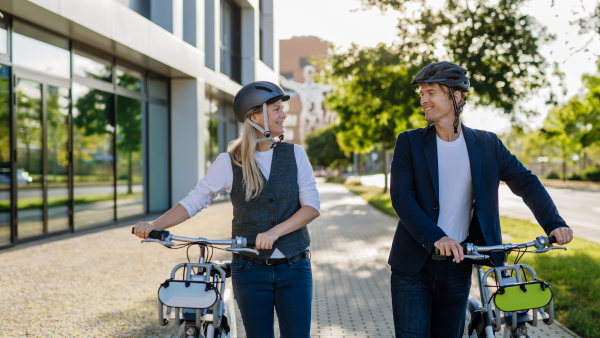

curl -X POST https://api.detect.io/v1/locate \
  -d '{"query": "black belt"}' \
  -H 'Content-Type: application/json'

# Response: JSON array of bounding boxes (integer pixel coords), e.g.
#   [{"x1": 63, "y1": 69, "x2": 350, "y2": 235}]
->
[{"x1": 233, "y1": 251, "x2": 310, "y2": 265}]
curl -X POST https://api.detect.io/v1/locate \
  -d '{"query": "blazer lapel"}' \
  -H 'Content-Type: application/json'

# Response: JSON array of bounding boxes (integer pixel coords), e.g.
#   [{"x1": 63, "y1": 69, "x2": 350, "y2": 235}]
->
[
  {"x1": 422, "y1": 126, "x2": 440, "y2": 202},
  {"x1": 462, "y1": 124, "x2": 481, "y2": 201}
]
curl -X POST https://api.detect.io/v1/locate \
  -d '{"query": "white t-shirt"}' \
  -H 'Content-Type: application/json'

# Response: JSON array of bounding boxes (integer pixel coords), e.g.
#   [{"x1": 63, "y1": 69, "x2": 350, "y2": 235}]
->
[
  {"x1": 436, "y1": 130, "x2": 473, "y2": 242},
  {"x1": 179, "y1": 144, "x2": 320, "y2": 258}
]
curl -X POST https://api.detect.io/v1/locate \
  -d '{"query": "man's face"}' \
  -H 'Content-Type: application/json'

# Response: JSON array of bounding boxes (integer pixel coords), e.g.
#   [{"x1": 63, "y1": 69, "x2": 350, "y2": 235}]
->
[{"x1": 418, "y1": 83, "x2": 454, "y2": 123}]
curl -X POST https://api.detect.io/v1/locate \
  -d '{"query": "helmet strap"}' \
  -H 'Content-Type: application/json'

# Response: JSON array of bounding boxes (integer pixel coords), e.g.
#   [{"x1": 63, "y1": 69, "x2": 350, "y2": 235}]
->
[
  {"x1": 245, "y1": 103, "x2": 281, "y2": 148},
  {"x1": 447, "y1": 85, "x2": 463, "y2": 134}
]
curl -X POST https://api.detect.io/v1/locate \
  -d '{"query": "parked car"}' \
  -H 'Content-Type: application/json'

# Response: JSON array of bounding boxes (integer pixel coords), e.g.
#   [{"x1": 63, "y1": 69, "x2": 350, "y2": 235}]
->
[{"x1": 0, "y1": 168, "x2": 33, "y2": 184}]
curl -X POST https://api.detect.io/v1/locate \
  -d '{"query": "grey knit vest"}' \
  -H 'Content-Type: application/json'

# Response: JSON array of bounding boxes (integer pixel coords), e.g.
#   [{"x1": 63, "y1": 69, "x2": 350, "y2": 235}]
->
[{"x1": 229, "y1": 142, "x2": 310, "y2": 259}]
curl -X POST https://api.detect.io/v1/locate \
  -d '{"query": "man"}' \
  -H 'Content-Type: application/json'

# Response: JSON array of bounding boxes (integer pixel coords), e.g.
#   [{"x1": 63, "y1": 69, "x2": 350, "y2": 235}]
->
[{"x1": 388, "y1": 61, "x2": 573, "y2": 337}]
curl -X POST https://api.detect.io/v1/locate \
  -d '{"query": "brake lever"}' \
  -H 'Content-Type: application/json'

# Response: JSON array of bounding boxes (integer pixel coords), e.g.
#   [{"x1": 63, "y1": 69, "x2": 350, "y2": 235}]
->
[
  {"x1": 222, "y1": 247, "x2": 259, "y2": 255},
  {"x1": 532, "y1": 246, "x2": 567, "y2": 253},
  {"x1": 141, "y1": 238, "x2": 175, "y2": 247}
]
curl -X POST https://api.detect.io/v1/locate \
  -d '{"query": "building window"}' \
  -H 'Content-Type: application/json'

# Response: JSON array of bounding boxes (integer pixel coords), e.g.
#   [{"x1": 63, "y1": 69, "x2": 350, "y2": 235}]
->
[
  {"x1": 220, "y1": 0, "x2": 241, "y2": 83},
  {"x1": 72, "y1": 83, "x2": 115, "y2": 229},
  {"x1": 0, "y1": 65, "x2": 9, "y2": 245},
  {"x1": 12, "y1": 20, "x2": 71, "y2": 79},
  {"x1": 73, "y1": 52, "x2": 112, "y2": 83},
  {"x1": 116, "y1": 95, "x2": 144, "y2": 219}
]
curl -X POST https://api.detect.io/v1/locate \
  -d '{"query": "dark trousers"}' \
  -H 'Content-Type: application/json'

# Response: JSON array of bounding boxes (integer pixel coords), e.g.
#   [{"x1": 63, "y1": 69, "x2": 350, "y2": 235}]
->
[
  {"x1": 231, "y1": 257, "x2": 313, "y2": 338},
  {"x1": 390, "y1": 257, "x2": 472, "y2": 338}
]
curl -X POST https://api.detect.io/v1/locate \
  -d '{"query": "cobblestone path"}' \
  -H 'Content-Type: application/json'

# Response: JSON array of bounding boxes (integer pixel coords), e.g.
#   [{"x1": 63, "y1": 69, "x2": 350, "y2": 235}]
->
[{"x1": 0, "y1": 182, "x2": 580, "y2": 337}]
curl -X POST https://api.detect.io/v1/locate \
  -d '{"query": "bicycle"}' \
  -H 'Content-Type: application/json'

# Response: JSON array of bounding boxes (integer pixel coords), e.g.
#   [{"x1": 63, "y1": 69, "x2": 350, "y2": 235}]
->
[
  {"x1": 457, "y1": 235, "x2": 566, "y2": 338},
  {"x1": 133, "y1": 228, "x2": 258, "y2": 338}
]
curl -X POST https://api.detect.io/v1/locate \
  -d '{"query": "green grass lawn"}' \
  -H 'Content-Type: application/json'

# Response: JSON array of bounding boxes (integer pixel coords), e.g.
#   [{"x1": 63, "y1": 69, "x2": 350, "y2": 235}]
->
[{"x1": 345, "y1": 183, "x2": 600, "y2": 338}]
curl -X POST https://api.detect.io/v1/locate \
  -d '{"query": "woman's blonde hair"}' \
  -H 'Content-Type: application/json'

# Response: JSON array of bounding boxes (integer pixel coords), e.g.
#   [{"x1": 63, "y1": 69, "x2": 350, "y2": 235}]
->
[{"x1": 227, "y1": 106, "x2": 265, "y2": 201}]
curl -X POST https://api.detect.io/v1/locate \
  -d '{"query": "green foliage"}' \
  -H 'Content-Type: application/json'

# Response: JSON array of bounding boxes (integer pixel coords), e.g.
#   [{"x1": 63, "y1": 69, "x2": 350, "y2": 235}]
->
[
  {"x1": 546, "y1": 172, "x2": 560, "y2": 180},
  {"x1": 305, "y1": 125, "x2": 351, "y2": 170},
  {"x1": 360, "y1": 0, "x2": 554, "y2": 116},
  {"x1": 584, "y1": 168, "x2": 600, "y2": 182},
  {"x1": 324, "y1": 44, "x2": 422, "y2": 155},
  {"x1": 324, "y1": 176, "x2": 347, "y2": 184}
]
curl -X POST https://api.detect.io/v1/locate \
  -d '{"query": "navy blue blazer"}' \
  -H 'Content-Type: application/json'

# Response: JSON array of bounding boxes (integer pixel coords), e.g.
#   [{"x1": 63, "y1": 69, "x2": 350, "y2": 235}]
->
[{"x1": 388, "y1": 124, "x2": 568, "y2": 276}]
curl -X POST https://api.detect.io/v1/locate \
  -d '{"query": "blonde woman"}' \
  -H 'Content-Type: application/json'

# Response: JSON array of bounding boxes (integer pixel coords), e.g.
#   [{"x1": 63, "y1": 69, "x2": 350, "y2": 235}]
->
[{"x1": 133, "y1": 81, "x2": 320, "y2": 337}]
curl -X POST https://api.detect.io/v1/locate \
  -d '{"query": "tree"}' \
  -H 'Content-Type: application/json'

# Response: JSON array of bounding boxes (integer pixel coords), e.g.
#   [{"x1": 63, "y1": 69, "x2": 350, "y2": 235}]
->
[
  {"x1": 541, "y1": 98, "x2": 585, "y2": 180},
  {"x1": 360, "y1": 0, "x2": 555, "y2": 117},
  {"x1": 305, "y1": 125, "x2": 351, "y2": 176},
  {"x1": 324, "y1": 44, "x2": 423, "y2": 192}
]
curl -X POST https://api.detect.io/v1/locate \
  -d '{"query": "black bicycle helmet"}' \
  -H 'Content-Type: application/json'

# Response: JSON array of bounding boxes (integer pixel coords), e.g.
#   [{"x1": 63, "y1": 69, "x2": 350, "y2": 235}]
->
[
  {"x1": 411, "y1": 62, "x2": 470, "y2": 134},
  {"x1": 410, "y1": 61, "x2": 470, "y2": 92},
  {"x1": 233, "y1": 81, "x2": 290, "y2": 123}
]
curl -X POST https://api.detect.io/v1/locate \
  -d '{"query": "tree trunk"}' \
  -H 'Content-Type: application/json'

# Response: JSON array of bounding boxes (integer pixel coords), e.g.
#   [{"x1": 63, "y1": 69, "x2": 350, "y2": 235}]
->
[
  {"x1": 382, "y1": 127, "x2": 388, "y2": 194},
  {"x1": 337, "y1": 163, "x2": 343, "y2": 178},
  {"x1": 127, "y1": 150, "x2": 133, "y2": 194},
  {"x1": 562, "y1": 148, "x2": 567, "y2": 182}
]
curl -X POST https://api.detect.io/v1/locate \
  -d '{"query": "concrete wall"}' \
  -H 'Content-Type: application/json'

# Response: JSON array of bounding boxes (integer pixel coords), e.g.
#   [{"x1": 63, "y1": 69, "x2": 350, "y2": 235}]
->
[{"x1": 170, "y1": 79, "x2": 207, "y2": 205}]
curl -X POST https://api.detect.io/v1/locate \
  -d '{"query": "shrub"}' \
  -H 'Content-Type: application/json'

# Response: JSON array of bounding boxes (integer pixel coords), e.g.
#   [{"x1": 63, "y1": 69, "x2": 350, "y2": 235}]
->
[
  {"x1": 324, "y1": 176, "x2": 347, "y2": 184},
  {"x1": 568, "y1": 174, "x2": 583, "y2": 181},
  {"x1": 584, "y1": 168, "x2": 600, "y2": 182},
  {"x1": 546, "y1": 172, "x2": 560, "y2": 180}
]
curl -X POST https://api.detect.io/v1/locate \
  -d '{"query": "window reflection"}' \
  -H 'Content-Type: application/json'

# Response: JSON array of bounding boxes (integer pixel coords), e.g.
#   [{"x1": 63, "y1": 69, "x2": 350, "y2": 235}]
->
[
  {"x1": 72, "y1": 82, "x2": 115, "y2": 229},
  {"x1": 205, "y1": 98, "x2": 219, "y2": 172},
  {"x1": 16, "y1": 78, "x2": 44, "y2": 239},
  {"x1": 148, "y1": 78, "x2": 168, "y2": 100},
  {"x1": 0, "y1": 22, "x2": 7, "y2": 54},
  {"x1": 0, "y1": 66, "x2": 10, "y2": 244},
  {"x1": 116, "y1": 95, "x2": 144, "y2": 219},
  {"x1": 73, "y1": 53, "x2": 112, "y2": 83},
  {"x1": 46, "y1": 86, "x2": 70, "y2": 233},
  {"x1": 117, "y1": 67, "x2": 143, "y2": 93},
  {"x1": 12, "y1": 21, "x2": 70, "y2": 79}
]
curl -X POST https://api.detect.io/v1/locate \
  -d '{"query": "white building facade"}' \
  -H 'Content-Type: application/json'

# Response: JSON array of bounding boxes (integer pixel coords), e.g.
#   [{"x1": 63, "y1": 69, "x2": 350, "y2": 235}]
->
[{"x1": 0, "y1": 0, "x2": 279, "y2": 247}]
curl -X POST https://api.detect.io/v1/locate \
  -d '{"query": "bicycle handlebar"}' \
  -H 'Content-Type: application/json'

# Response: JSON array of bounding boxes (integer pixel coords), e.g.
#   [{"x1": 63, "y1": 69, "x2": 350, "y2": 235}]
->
[
  {"x1": 434, "y1": 235, "x2": 562, "y2": 259},
  {"x1": 132, "y1": 227, "x2": 255, "y2": 248}
]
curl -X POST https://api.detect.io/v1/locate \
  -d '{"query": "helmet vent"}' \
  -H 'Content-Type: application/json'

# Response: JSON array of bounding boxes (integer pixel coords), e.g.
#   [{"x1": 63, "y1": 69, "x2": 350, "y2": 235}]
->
[{"x1": 255, "y1": 85, "x2": 274, "y2": 92}]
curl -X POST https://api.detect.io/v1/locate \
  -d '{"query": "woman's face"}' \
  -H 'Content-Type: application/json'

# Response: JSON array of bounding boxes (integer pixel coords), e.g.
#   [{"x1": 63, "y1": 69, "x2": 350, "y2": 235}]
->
[{"x1": 250, "y1": 100, "x2": 287, "y2": 136}]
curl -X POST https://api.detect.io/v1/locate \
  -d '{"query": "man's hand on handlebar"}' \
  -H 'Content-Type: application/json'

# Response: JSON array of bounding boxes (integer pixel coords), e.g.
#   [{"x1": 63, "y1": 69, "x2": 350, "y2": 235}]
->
[
  {"x1": 549, "y1": 227, "x2": 573, "y2": 246},
  {"x1": 255, "y1": 230, "x2": 280, "y2": 250},
  {"x1": 434, "y1": 236, "x2": 464, "y2": 263},
  {"x1": 133, "y1": 221, "x2": 156, "y2": 239}
]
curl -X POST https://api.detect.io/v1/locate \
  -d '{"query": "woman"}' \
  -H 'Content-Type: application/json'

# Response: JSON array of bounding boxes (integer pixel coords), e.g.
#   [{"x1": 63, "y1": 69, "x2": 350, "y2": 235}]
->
[{"x1": 133, "y1": 81, "x2": 320, "y2": 337}]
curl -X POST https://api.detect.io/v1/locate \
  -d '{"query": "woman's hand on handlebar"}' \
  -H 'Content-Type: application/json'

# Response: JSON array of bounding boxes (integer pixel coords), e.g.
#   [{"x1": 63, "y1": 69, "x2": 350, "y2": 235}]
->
[
  {"x1": 434, "y1": 236, "x2": 464, "y2": 263},
  {"x1": 255, "y1": 230, "x2": 280, "y2": 250},
  {"x1": 133, "y1": 221, "x2": 156, "y2": 239}
]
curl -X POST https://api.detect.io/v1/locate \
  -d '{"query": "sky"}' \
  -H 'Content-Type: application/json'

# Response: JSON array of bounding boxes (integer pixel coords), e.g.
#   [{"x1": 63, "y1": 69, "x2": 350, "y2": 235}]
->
[{"x1": 274, "y1": 0, "x2": 600, "y2": 134}]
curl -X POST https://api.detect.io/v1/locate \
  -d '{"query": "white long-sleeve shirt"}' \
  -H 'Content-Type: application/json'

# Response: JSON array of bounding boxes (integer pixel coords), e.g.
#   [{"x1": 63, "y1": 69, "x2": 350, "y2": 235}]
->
[{"x1": 179, "y1": 143, "x2": 320, "y2": 258}]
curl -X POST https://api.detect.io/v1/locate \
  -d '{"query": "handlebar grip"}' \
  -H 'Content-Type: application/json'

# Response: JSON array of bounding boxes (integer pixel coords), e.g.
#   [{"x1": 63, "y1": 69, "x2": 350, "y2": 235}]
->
[
  {"x1": 246, "y1": 239, "x2": 256, "y2": 247},
  {"x1": 548, "y1": 236, "x2": 557, "y2": 244},
  {"x1": 149, "y1": 230, "x2": 170, "y2": 240},
  {"x1": 433, "y1": 244, "x2": 469, "y2": 255}
]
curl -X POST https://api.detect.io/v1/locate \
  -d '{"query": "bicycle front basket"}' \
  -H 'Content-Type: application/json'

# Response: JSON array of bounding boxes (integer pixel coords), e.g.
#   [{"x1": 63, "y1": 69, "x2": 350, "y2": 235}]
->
[
  {"x1": 493, "y1": 280, "x2": 553, "y2": 312},
  {"x1": 158, "y1": 279, "x2": 218, "y2": 309}
]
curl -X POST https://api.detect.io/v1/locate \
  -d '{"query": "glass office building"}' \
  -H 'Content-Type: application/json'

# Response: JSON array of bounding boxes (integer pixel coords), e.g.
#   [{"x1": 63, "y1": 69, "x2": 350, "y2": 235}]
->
[
  {"x1": 0, "y1": 0, "x2": 279, "y2": 248},
  {"x1": 0, "y1": 17, "x2": 170, "y2": 245}
]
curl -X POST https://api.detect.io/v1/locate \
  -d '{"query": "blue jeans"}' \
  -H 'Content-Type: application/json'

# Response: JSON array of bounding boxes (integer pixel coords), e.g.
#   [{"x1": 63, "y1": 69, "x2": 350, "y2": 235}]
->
[
  {"x1": 390, "y1": 258, "x2": 472, "y2": 338},
  {"x1": 231, "y1": 256, "x2": 312, "y2": 338}
]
